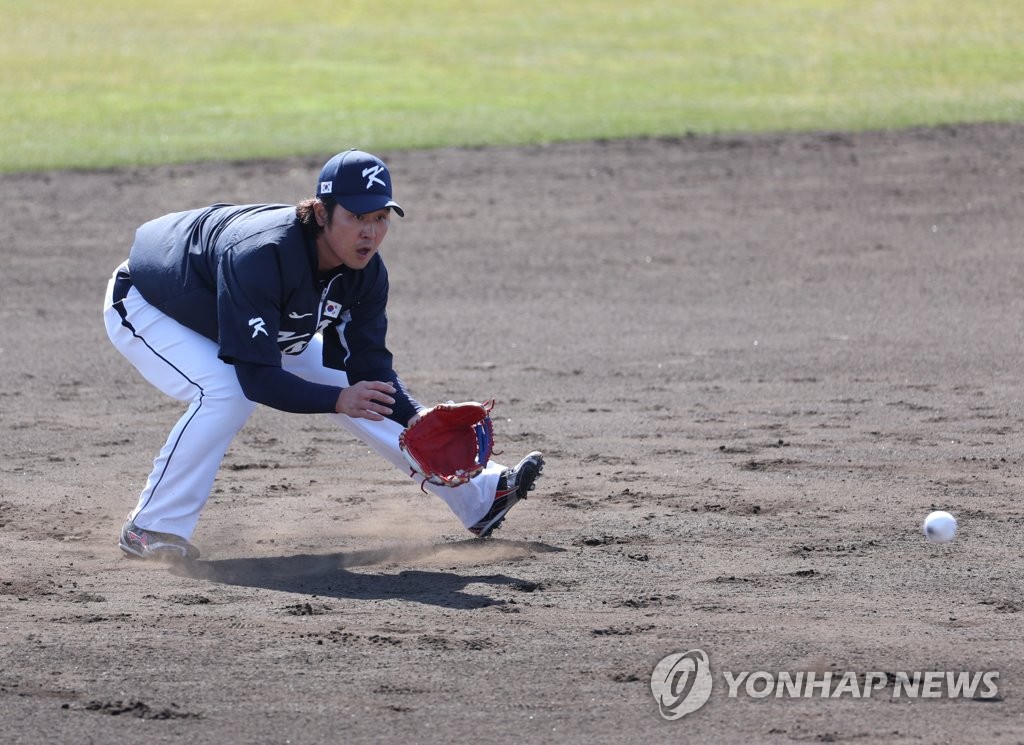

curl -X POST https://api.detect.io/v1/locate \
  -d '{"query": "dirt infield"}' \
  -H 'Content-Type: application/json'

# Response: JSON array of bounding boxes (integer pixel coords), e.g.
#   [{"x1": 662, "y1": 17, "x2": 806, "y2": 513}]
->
[{"x1": 2, "y1": 124, "x2": 1022, "y2": 744}]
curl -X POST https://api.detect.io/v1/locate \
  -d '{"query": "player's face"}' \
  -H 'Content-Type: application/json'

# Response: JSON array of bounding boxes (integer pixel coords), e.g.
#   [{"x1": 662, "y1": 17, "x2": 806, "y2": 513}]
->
[{"x1": 316, "y1": 204, "x2": 391, "y2": 271}]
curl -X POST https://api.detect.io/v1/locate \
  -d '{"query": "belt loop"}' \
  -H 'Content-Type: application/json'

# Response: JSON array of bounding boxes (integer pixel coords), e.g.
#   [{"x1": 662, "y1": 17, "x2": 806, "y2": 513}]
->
[
  {"x1": 113, "y1": 268, "x2": 133, "y2": 305},
  {"x1": 111, "y1": 265, "x2": 135, "y2": 330}
]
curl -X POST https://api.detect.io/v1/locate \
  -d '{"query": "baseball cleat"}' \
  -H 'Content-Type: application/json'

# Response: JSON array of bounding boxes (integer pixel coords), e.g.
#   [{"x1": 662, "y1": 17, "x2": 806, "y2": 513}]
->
[
  {"x1": 469, "y1": 451, "x2": 544, "y2": 538},
  {"x1": 119, "y1": 518, "x2": 200, "y2": 562}
]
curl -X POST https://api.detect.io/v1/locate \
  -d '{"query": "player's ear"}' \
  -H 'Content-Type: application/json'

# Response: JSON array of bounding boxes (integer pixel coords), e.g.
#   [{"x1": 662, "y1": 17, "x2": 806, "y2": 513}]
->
[{"x1": 314, "y1": 199, "x2": 328, "y2": 227}]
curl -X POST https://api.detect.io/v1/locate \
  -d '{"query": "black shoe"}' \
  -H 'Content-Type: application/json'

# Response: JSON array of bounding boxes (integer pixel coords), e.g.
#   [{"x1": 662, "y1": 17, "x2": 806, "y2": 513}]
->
[
  {"x1": 469, "y1": 451, "x2": 544, "y2": 538},
  {"x1": 119, "y1": 518, "x2": 200, "y2": 562}
]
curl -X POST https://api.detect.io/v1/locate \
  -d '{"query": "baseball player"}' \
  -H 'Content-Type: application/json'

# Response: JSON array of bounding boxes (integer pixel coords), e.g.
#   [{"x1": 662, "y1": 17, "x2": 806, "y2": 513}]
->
[{"x1": 103, "y1": 149, "x2": 544, "y2": 561}]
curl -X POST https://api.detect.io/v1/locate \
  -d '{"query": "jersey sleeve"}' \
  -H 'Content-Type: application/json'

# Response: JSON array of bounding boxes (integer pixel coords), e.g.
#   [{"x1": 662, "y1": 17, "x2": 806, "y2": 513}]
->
[
  {"x1": 234, "y1": 361, "x2": 341, "y2": 414},
  {"x1": 216, "y1": 245, "x2": 286, "y2": 366}
]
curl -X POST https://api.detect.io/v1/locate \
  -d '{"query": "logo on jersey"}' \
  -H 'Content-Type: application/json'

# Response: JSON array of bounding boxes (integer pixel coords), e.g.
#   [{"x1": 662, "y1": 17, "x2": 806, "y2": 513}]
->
[
  {"x1": 248, "y1": 317, "x2": 268, "y2": 338},
  {"x1": 323, "y1": 301, "x2": 342, "y2": 319},
  {"x1": 319, "y1": 181, "x2": 333, "y2": 195},
  {"x1": 362, "y1": 165, "x2": 386, "y2": 190},
  {"x1": 278, "y1": 329, "x2": 311, "y2": 355}
]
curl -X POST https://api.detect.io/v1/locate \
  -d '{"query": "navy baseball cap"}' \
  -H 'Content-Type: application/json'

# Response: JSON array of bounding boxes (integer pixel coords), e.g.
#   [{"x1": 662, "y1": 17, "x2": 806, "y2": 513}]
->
[{"x1": 316, "y1": 149, "x2": 404, "y2": 217}]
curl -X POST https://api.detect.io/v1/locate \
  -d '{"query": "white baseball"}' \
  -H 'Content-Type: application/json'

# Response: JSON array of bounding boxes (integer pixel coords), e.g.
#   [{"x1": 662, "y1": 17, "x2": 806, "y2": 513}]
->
[{"x1": 923, "y1": 510, "x2": 957, "y2": 543}]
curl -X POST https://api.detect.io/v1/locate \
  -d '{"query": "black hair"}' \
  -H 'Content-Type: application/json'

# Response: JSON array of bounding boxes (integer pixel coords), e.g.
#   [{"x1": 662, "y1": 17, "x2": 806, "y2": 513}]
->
[{"x1": 295, "y1": 197, "x2": 337, "y2": 238}]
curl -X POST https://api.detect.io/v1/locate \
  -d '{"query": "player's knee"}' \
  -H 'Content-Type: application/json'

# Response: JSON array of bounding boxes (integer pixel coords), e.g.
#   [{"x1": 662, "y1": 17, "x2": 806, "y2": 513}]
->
[{"x1": 200, "y1": 382, "x2": 257, "y2": 421}]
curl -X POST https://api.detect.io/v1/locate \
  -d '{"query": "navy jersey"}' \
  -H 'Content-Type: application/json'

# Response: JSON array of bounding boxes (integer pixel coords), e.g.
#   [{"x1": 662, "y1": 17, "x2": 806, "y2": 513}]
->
[{"x1": 127, "y1": 204, "x2": 419, "y2": 423}]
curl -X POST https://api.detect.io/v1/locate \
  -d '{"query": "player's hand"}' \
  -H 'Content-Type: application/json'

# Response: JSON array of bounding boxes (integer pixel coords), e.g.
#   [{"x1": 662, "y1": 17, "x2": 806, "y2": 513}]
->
[{"x1": 335, "y1": 381, "x2": 396, "y2": 420}]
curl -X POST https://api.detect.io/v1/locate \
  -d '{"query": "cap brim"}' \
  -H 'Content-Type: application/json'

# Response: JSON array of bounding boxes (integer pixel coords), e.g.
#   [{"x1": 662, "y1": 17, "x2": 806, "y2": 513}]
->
[{"x1": 336, "y1": 194, "x2": 404, "y2": 218}]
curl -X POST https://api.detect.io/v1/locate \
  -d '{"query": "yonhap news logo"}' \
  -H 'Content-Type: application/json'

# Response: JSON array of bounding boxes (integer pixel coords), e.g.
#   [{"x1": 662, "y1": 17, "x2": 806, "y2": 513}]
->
[
  {"x1": 650, "y1": 650, "x2": 714, "y2": 719},
  {"x1": 651, "y1": 649, "x2": 1000, "y2": 720}
]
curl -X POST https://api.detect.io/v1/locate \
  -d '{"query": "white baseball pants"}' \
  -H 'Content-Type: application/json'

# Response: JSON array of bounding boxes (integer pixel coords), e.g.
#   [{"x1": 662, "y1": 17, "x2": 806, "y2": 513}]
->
[{"x1": 103, "y1": 263, "x2": 503, "y2": 541}]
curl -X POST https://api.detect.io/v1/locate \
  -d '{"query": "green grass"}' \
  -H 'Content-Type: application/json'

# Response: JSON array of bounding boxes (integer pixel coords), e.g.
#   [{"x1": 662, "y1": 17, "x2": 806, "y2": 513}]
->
[{"x1": 2, "y1": 0, "x2": 1023, "y2": 172}]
